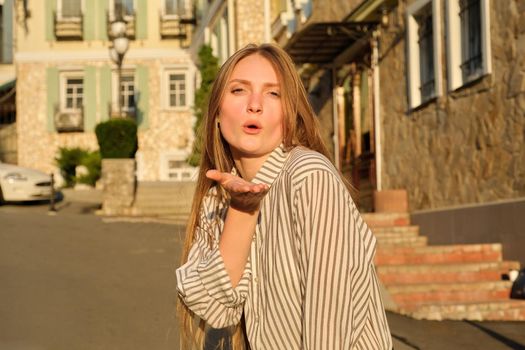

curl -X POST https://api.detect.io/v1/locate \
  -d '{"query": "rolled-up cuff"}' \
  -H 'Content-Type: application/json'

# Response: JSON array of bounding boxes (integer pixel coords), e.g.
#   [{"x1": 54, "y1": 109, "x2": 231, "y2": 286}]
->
[{"x1": 196, "y1": 248, "x2": 251, "y2": 308}]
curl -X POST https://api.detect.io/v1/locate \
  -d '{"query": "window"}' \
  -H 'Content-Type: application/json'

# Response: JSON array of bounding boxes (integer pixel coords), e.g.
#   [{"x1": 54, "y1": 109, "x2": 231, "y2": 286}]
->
[
  {"x1": 160, "y1": 151, "x2": 198, "y2": 181},
  {"x1": 459, "y1": 0, "x2": 482, "y2": 81},
  {"x1": 57, "y1": 72, "x2": 84, "y2": 132},
  {"x1": 110, "y1": 0, "x2": 135, "y2": 19},
  {"x1": 120, "y1": 74, "x2": 136, "y2": 112},
  {"x1": 446, "y1": 0, "x2": 491, "y2": 90},
  {"x1": 58, "y1": 0, "x2": 82, "y2": 19},
  {"x1": 162, "y1": 66, "x2": 194, "y2": 110},
  {"x1": 119, "y1": 0, "x2": 134, "y2": 17},
  {"x1": 165, "y1": 0, "x2": 186, "y2": 16},
  {"x1": 169, "y1": 73, "x2": 186, "y2": 107},
  {"x1": 62, "y1": 76, "x2": 83, "y2": 111},
  {"x1": 406, "y1": 0, "x2": 442, "y2": 109},
  {"x1": 112, "y1": 70, "x2": 135, "y2": 116},
  {"x1": 417, "y1": 8, "x2": 434, "y2": 101}
]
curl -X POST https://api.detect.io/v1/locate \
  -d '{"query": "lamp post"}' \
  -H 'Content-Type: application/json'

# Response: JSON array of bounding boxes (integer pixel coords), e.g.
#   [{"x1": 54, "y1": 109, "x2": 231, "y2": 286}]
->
[{"x1": 109, "y1": 5, "x2": 129, "y2": 118}]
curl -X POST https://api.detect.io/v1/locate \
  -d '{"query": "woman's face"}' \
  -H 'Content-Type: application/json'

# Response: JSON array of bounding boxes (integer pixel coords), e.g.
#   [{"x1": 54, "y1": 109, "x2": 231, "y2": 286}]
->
[{"x1": 218, "y1": 54, "x2": 284, "y2": 161}]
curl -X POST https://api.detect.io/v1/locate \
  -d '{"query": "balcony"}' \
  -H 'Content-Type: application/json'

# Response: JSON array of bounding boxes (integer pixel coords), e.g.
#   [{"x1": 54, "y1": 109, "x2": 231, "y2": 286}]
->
[
  {"x1": 107, "y1": 11, "x2": 136, "y2": 39},
  {"x1": 54, "y1": 12, "x2": 83, "y2": 40},
  {"x1": 159, "y1": 7, "x2": 196, "y2": 45},
  {"x1": 54, "y1": 106, "x2": 84, "y2": 132}
]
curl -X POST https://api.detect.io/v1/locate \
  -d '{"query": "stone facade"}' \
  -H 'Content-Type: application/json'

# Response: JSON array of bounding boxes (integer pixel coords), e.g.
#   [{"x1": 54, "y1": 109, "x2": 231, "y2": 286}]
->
[
  {"x1": 379, "y1": 0, "x2": 525, "y2": 210},
  {"x1": 235, "y1": 0, "x2": 267, "y2": 47}
]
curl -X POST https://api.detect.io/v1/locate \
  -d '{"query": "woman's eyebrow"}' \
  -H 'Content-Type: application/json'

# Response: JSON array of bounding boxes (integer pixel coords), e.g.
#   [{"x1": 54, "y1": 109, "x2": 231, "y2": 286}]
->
[{"x1": 228, "y1": 79, "x2": 280, "y2": 88}]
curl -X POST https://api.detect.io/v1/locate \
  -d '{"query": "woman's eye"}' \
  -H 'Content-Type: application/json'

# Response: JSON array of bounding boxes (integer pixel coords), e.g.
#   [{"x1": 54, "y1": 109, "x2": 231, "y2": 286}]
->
[
  {"x1": 269, "y1": 91, "x2": 281, "y2": 97},
  {"x1": 231, "y1": 88, "x2": 244, "y2": 94}
]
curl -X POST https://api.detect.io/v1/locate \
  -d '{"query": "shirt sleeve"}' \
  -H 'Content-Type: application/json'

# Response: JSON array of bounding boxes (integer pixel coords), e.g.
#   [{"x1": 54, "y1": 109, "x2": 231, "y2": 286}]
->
[
  {"x1": 293, "y1": 169, "x2": 392, "y2": 350},
  {"x1": 175, "y1": 195, "x2": 252, "y2": 329}
]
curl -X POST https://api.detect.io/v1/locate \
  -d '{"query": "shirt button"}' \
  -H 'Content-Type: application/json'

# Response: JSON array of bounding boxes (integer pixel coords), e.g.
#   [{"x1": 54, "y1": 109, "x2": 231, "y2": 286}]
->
[{"x1": 254, "y1": 277, "x2": 259, "y2": 283}]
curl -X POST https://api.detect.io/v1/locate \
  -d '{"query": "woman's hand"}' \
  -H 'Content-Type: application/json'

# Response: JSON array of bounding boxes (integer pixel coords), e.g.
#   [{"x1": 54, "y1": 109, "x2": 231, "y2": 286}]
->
[{"x1": 206, "y1": 170, "x2": 269, "y2": 213}]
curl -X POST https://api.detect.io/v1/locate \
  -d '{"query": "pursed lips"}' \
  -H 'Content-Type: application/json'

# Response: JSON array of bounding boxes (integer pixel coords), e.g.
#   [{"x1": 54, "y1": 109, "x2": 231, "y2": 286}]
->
[{"x1": 242, "y1": 120, "x2": 262, "y2": 134}]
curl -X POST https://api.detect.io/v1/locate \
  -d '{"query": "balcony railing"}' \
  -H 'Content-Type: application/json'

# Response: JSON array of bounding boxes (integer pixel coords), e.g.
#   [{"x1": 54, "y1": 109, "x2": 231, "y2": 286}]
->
[
  {"x1": 54, "y1": 12, "x2": 84, "y2": 40},
  {"x1": 159, "y1": 6, "x2": 196, "y2": 44}
]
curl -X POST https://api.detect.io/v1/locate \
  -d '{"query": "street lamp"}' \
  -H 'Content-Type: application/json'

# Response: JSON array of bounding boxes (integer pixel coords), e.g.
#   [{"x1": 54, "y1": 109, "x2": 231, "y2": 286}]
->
[{"x1": 109, "y1": 6, "x2": 129, "y2": 118}]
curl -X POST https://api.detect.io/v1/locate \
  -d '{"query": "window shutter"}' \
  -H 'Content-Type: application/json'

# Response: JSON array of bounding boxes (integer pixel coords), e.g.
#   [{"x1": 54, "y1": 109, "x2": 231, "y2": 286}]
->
[
  {"x1": 136, "y1": 65, "x2": 149, "y2": 130},
  {"x1": 45, "y1": 0, "x2": 56, "y2": 41},
  {"x1": 136, "y1": 0, "x2": 148, "y2": 39},
  {"x1": 97, "y1": 0, "x2": 108, "y2": 40},
  {"x1": 84, "y1": 66, "x2": 97, "y2": 131},
  {"x1": 46, "y1": 67, "x2": 59, "y2": 132},
  {"x1": 99, "y1": 65, "x2": 112, "y2": 121},
  {"x1": 83, "y1": 0, "x2": 96, "y2": 40}
]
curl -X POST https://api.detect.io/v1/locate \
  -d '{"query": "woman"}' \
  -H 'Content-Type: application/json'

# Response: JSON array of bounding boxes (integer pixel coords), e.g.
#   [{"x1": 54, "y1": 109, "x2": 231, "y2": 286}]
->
[{"x1": 176, "y1": 43, "x2": 392, "y2": 349}]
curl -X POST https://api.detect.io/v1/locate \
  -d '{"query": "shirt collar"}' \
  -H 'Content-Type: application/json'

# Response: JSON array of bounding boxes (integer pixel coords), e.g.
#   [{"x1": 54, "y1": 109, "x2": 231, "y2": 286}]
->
[{"x1": 247, "y1": 144, "x2": 290, "y2": 187}]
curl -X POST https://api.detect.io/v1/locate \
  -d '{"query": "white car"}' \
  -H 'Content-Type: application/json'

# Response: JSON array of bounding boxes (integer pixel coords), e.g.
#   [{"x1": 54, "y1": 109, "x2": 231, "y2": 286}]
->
[{"x1": 0, "y1": 161, "x2": 53, "y2": 203}]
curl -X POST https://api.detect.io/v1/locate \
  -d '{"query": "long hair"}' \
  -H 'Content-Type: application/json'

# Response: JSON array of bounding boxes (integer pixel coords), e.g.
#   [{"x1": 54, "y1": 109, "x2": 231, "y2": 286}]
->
[{"x1": 177, "y1": 43, "x2": 330, "y2": 349}]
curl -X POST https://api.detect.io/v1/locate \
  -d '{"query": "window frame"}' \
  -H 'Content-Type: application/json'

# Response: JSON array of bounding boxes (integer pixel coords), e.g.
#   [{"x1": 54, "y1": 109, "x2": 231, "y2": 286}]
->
[
  {"x1": 59, "y1": 71, "x2": 84, "y2": 113},
  {"x1": 406, "y1": 0, "x2": 443, "y2": 109},
  {"x1": 159, "y1": 150, "x2": 197, "y2": 182},
  {"x1": 162, "y1": 0, "x2": 190, "y2": 19},
  {"x1": 162, "y1": 65, "x2": 194, "y2": 111},
  {"x1": 108, "y1": 0, "x2": 136, "y2": 22},
  {"x1": 446, "y1": 0, "x2": 491, "y2": 91},
  {"x1": 56, "y1": 0, "x2": 84, "y2": 21},
  {"x1": 111, "y1": 68, "x2": 136, "y2": 114}
]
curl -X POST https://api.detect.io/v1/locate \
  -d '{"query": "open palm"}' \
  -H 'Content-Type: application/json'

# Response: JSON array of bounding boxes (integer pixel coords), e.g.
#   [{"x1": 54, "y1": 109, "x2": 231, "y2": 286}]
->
[{"x1": 206, "y1": 170, "x2": 269, "y2": 213}]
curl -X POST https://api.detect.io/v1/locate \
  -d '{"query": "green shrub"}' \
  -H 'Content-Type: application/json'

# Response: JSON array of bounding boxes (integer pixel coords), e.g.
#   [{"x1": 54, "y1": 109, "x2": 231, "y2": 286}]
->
[
  {"x1": 95, "y1": 118, "x2": 138, "y2": 159},
  {"x1": 76, "y1": 151, "x2": 101, "y2": 186},
  {"x1": 188, "y1": 45, "x2": 219, "y2": 166},
  {"x1": 55, "y1": 147, "x2": 89, "y2": 187}
]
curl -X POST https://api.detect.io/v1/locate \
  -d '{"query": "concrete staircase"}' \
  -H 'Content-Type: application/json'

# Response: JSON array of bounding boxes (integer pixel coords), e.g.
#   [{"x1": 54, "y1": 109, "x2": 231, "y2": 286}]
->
[
  {"x1": 129, "y1": 181, "x2": 196, "y2": 224},
  {"x1": 363, "y1": 212, "x2": 525, "y2": 321}
]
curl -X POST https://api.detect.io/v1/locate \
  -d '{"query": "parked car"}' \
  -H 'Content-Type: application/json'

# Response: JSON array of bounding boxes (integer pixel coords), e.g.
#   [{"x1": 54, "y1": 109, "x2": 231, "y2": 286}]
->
[{"x1": 0, "y1": 161, "x2": 53, "y2": 203}]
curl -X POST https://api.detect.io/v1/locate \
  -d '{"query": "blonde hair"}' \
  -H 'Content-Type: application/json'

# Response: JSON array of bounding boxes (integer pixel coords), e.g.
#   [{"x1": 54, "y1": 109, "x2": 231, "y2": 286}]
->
[{"x1": 177, "y1": 43, "x2": 330, "y2": 349}]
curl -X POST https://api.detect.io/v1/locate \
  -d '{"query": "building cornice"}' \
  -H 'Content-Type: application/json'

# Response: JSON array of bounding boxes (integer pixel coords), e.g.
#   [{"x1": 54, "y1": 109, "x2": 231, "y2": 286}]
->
[{"x1": 15, "y1": 48, "x2": 191, "y2": 63}]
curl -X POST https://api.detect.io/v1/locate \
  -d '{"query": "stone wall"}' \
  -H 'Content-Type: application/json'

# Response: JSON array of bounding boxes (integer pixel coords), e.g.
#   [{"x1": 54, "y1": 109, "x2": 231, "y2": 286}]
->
[
  {"x1": 378, "y1": 0, "x2": 525, "y2": 210},
  {"x1": 101, "y1": 159, "x2": 135, "y2": 215},
  {"x1": 235, "y1": 0, "x2": 266, "y2": 47}
]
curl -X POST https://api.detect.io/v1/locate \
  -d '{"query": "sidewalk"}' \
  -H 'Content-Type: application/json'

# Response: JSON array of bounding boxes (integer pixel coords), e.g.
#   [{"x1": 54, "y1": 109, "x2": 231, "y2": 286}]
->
[{"x1": 45, "y1": 188, "x2": 525, "y2": 349}]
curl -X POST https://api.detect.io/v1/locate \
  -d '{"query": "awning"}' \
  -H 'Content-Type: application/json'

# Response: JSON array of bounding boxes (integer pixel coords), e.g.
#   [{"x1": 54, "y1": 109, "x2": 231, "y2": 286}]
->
[
  {"x1": 284, "y1": 22, "x2": 376, "y2": 65},
  {"x1": 0, "y1": 78, "x2": 15, "y2": 92}
]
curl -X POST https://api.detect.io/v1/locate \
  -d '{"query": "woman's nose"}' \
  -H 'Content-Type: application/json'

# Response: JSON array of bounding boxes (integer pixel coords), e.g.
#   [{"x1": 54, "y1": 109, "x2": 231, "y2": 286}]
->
[{"x1": 247, "y1": 93, "x2": 263, "y2": 113}]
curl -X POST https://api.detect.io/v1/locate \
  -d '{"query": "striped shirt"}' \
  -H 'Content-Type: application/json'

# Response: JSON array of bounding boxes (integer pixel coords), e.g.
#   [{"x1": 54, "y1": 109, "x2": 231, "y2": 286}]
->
[{"x1": 176, "y1": 145, "x2": 392, "y2": 349}]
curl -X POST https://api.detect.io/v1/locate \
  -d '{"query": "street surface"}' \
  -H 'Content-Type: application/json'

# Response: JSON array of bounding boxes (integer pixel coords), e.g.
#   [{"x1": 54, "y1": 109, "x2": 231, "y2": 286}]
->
[{"x1": 1, "y1": 190, "x2": 524, "y2": 350}]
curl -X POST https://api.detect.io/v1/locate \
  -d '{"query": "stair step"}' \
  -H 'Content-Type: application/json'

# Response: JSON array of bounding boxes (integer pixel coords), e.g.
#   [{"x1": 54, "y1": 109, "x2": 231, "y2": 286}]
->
[
  {"x1": 375, "y1": 243, "x2": 502, "y2": 265},
  {"x1": 402, "y1": 300, "x2": 525, "y2": 321},
  {"x1": 389, "y1": 280, "x2": 513, "y2": 306},
  {"x1": 362, "y1": 212, "x2": 410, "y2": 228},
  {"x1": 377, "y1": 235, "x2": 427, "y2": 247},
  {"x1": 377, "y1": 261, "x2": 520, "y2": 285},
  {"x1": 372, "y1": 225, "x2": 420, "y2": 236}
]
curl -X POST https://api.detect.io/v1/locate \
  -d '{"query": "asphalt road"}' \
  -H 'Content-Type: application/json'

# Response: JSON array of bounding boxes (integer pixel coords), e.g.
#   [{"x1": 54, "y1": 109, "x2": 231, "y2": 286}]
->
[{"x1": 1, "y1": 192, "x2": 524, "y2": 350}]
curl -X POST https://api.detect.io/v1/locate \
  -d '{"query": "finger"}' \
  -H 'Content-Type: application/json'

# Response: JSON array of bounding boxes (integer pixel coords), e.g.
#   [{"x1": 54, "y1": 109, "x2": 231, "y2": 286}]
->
[{"x1": 206, "y1": 169, "x2": 224, "y2": 182}]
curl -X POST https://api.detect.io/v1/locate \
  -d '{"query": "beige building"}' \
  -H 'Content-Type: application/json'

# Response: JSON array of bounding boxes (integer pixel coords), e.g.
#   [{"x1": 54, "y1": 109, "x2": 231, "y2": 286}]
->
[{"x1": 13, "y1": 0, "x2": 198, "y2": 182}]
